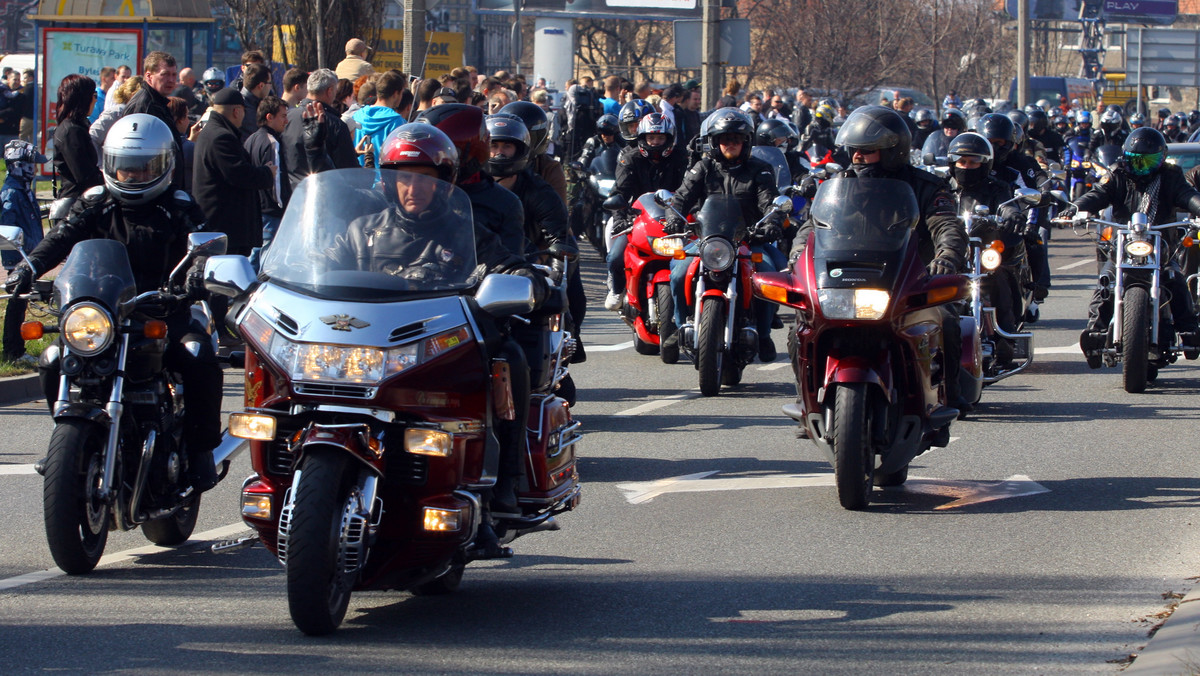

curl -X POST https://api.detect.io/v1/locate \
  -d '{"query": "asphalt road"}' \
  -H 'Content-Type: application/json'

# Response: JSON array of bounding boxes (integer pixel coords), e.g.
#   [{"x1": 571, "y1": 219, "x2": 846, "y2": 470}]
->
[{"x1": 0, "y1": 233, "x2": 1197, "y2": 675}]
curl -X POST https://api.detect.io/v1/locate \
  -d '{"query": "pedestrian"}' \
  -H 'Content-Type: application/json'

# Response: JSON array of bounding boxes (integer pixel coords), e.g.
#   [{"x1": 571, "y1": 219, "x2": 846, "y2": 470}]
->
[
  {"x1": 244, "y1": 95, "x2": 289, "y2": 267},
  {"x1": 281, "y1": 68, "x2": 357, "y2": 190},
  {"x1": 335, "y1": 38, "x2": 375, "y2": 81},
  {"x1": 123, "y1": 51, "x2": 185, "y2": 189},
  {"x1": 172, "y1": 67, "x2": 205, "y2": 116},
  {"x1": 281, "y1": 67, "x2": 308, "y2": 108},
  {"x1": 166, "y1": 96, "x2": 195, "y2": 193},
  {"x1": 89, "y1": 75, "x2": 142, "y2": 159},
  {"x1": 103, "y1": 65, "x2": 131, "y2": 112},
  {"x1": 52, "y1": 74, "x2": 103, "y2": 200},
  {"x1": 352, "y1": 70, "x2": 408, "y2": 167},
  {"x1": 239, "y1": 62, "x2": 272, "y2": 139},
  {"x1": 89, "y1": 66, "x2": 115, "y2": 123},
  {"x1": 1, "y1": 140, "x2": 47, "y2": 365}
]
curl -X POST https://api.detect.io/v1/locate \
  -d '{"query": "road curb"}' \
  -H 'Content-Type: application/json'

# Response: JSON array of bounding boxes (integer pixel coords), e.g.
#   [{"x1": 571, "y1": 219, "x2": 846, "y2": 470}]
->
[
  {"x1": 1124, "y1": 581, "x2": 1200, "y2": 675},
  {"x1": 0, "y1": 372, "x2": 40, "y2": 405}
]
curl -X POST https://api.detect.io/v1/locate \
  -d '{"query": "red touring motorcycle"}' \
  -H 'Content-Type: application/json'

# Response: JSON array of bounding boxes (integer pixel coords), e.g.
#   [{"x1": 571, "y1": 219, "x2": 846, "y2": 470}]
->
[
  {"x1": 204, "y1": 169, "x2": 581, "y2": 635},
  {"x1": 752, "y1": 177, "x2": 969, "y2": 510}
]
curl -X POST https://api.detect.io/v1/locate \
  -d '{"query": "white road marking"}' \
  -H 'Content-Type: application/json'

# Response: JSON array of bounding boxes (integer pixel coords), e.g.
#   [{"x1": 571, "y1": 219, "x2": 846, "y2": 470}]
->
[
  {"x1": 711, "y1": 609, "x2": 849, "y2": 623},
  {"x1": 1035, "y1": 344, "x2": 1082, "y2": 355},
  {"x1": 613, "y1": 391, "x2": 698, "y2": 417},
  {"x1": 617, "y1": 470, "x2": 1047, "y2": 508},
  {"x1": 0, "y1": 522, "x2": 252, "y2": 592},
  {"x1": 590, "y1": 341, "x2": 634, "y2": 352},
  {"x1": 756, "y1": 362, "x2": 791, "y2": 371},
  {"x1": 0, "y1": 464, "x2": 37, "y2": 475},
  {"x1": 1057, "y1": 257, "x2": 1095, "y2": 271}
]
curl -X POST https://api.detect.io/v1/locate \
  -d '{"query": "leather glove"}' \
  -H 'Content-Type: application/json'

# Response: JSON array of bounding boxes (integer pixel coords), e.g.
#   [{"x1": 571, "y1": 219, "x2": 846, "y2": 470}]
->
[
  {"x1": 1058, "y1": 203, "x2": 1078, "y2": 220},
  {"x1": 302, "y1": 112, "x2": 326, "y2": 151},
  {"x1": 5, "y1": 264, "x2": 32, "y2": 295},
  {"x1": 799, "y1": 175, "x2": 818, "y2": 199},
  {"x1": 185, "y1": 258, "x2": 208, "y2": 298},
  {"x1": 927, "y1": 257, "x2": 958, "y2": 276},
  {"x1": 664, "y1": 214, "x2": 688, "y2": 235},
  {"x1": 755, "y1": 222, "x2": 783, "y2": 244}
]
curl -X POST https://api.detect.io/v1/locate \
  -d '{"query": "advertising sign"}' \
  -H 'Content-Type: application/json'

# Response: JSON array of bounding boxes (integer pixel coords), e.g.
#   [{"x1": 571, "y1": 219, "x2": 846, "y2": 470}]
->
[
  {"x1": 1003, "y1": 0, "x2": 1177, "y2": 24},
  {"x1": 475, "y1": 0, "x2": 700, "y2": 20},
  {"x1": 372, "y1": 30, "x2": 464, "y2": 79},
  {"x1": 1125, "y1": 27, "x2": 1200, "y2": 88},
  {"x1": 40, "y1": 28, "x2": 142, "y2": 167}
]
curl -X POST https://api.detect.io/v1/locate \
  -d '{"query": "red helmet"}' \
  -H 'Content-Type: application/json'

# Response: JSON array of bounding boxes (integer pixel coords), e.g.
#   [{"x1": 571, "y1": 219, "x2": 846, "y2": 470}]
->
[
  {"x1": 414, "y1": 103, "x2": 489, "y2": 183},
  {"x1": 378, "y1": 123, "x2": 459, "y2": 183}
]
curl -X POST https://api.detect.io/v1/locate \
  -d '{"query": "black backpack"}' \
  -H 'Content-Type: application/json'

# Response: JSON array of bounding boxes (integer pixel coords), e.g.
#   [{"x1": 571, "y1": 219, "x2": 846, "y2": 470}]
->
[{"x1": 564, "y1": 85, "x2": 601, "y2": 159}]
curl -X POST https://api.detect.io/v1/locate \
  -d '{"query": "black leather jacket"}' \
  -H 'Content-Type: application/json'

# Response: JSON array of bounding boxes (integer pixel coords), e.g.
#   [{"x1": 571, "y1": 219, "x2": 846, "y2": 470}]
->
[
  {"x1": 671, "y1": 155, "x2": 780, "y2": 240},
  {"x1": 1077, "y1": 161, "x2": 1200, "y2": 248},
  {"x1": 507, "y1": 168, "x2": 570, "y2": 255},
  {"x1": 614, "y1": 145, "x2": 687, "y2": 203}
]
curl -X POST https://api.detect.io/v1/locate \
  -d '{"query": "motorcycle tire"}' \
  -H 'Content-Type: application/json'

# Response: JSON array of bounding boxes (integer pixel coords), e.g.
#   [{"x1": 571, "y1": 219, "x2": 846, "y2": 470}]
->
[
  {"x1": 141, "y1": 494, "x2": 201, "y2": 546},
  {"x1": 721, "y1": 362, "x2": 743, "y2": 387},
  {"x1": 656, "y1": 284, "x2": 679, "y2": 364},
  {"x1": 697, "y1": 297, "x2": 726, "y2": 397},
  {"x1": 286, "y1": 450, "x2": 358, "y2": 636},
  {"x1": 1122, "y1": 286, "x2": 1150, "y2": 394},
  {"x1": 43, "y1": 420, "x2": 110, "y2": 575},
  {"x1": 832, "y1": 383, "x2": 873, "y2": 510},
  {"x1": 874, "y1": 465, "x2": 908, "y2": 487}
]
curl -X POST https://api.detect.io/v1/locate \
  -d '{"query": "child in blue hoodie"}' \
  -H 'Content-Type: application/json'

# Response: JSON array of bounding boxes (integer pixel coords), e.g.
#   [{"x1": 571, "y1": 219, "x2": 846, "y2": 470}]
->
[
  {"x1": 352, "y1": 71, "x2": 409, "y2": 168},
  {"x1": 1, "y1": 139, "x2": 45, "y2": 363}
]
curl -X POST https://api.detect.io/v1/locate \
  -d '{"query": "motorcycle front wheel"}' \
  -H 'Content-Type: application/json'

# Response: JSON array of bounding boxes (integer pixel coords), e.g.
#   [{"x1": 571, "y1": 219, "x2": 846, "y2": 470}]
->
[
  {"x1": 1122, "y1": 286, "x2": 1150, "y2": 393},
  {"x1": 656, "y1": 283, "x2": 678, "y2": 364},
  {"x1": 286, "y1": 450, "x2": 358, "y2": 636},
  {"x1": 833, "y1": 383, "x2": 873, "y2": 510},
  {"x1": 697, "y1": 297, "x2": 726, "y2": 396},
  {"x1": 43, "y1": 420, "x2": 110, "y2": 574},
  {"x1": 142, "y1": 494, "x2": 201, "y2": 546}
]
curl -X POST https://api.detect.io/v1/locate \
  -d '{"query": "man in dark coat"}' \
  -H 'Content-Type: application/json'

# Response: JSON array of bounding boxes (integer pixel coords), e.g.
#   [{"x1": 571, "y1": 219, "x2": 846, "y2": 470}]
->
[
  {"x1": 282, "y1": 68, "x2": 358, "y2": 191},
  {"x1": 124, "y1": 51, "x2": 185, "y2": 190},
  {"x1": 192, "y1": 88, "x2": 274, "y2": 255}
]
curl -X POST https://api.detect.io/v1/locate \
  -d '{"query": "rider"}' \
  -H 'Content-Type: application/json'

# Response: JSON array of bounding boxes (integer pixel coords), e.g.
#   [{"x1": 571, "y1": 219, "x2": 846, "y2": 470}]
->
[
  {"x1": 799, "y1": 103, "x2": 837, "y2": 154},
  {"x1": 576, "y1": 113, "x2": 624, "y2": 170},
  {"x1": 4, "y1": 114, "x2": 222, "y2": 492},
  {"x1": 756, "y1": 118, "x2": 809, "y2": 180},
  {"x1": 1027, "y1": 109, "x2": 1065, "y2": 164},
  {"x1": 1066, "y1": 127, "x2": 1200, "y2": 367},
  {"x1": 792, "y1": 106, "x2": 970, "y2": 412},
  {"x1": 921, "y1": 108, "x2": 967, "y2": 160},
  {"x1": 604, "y1": 113, "x2": 688, "y2": 313},
  {"x1": 912, "y1": 108, "x2": 937, "y2": 150},
  {"x1": 666, "y1": 107, "x2": 783, "y2": 362},
  {"x1": 1088, "y1": 108, "x2": 1128, "y2": 159}
]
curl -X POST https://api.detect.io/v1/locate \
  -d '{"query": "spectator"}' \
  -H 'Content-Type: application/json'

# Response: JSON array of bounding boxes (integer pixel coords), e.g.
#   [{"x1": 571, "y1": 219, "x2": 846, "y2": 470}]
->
[
  {"x1": 191, "y1": 87, "x2": 274, "y2": 256},
  {"x1": 0, "y1": 71, "x2": 20, "y2": 146},
  {"x1": 89, "y1": 75, "x2": 142, "y2": 159},
  {"x1": 343, "y1": 76, "x2": 375, "y2": 136},
  {"x1": 415, "y1": 77, "x2": 441, "y2": 112},
  {"x1": 332, "y1": 78, "x2": 354, "y2": 116},
  {"x1": 531, "y1": 89, "x2": 560, "y2": 156},
  {"x1": 90, "y1": 66, "x2": 116, "y2": 123},
  {"x1": 239, "y1": 62, "x2": 272, "y2": 139},
  {"x1": 282, "y1": 68, "x2": 357, "y2": 190},
  {"x1": 353, "y1": 70, "x2": 408, "y2": 167},
  {"x1": 244, "y1": 95, "x2": 289, "y2": 266},
  {"x1": 660, "y1": 82, "x2": 684, "y2": 133},
  {"x1": 124, "y1": 51, "x2": 184, "y2": 188},
  {"x1": 599, "y1": 75, "x2": 621, "y2": 115},
  {"x1": 281, "y1": 67, "x2": 308, "y2": 108},
  {"x1": 395, "y1": 89, "x2": 414, "y2": 123},
  {"x1": 166, "y1": 96, "x2": 195, "y2": 193},
  {"x1": 488, "y1": 90, "x2": 511, "y2": 114},
  {"x1": 232, "y1": 50, "x2": 265, "y2": 90},
  {"x1": 0, "y1": 140, "x2": 47, "y2": 365},
  {"x1": 678, "y1": 88, "x2": 702, "y2": 146},
  {"x1": 172, "y1": 67, "x2": 205, "y2": 116},
  {"x1": 103, "y1": 65, "x2": 131, "y2": 112},
  {"x1": 17, "y1": 70, "x2": 34, "y2": 143},
  {"x1": 52, "y1": 74, "x2": 103, "y2": 199},
  {"x1": 336, "y1": 38, "x2": 375, "y2": 81}
]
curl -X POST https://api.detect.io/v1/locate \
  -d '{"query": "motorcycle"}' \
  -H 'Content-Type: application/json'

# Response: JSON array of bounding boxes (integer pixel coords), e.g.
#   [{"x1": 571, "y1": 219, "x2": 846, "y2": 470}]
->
[
  {"x1": 1068, "y1": 211, "x2": 1200, "y2": 393},
  {"x1": 569, "y1": 144, "x2": 620, "y2": 255},
  {"x1": 603, "y1": 191, "x2": 692, "y2": 363},
  {"x1": 752, "y1": 177, "x2": 968, "y2": 510},
  {"x1": 0, "y1": 225, "x2": 233, "y2": 574},
  {"x1": 1065, "y1": 137, "x2": 1096, "y2": 201},
  {"x1": 204, "y1": 169, "x2": 581, "y2": 635},
  {"x1": 666, "y1": 191, "x2": 793, "y2": 396}
]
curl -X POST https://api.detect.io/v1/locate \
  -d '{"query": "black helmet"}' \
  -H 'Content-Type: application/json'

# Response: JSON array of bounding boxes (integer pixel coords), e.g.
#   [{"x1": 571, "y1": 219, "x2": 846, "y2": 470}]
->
[
  {"x1": 484, "y1": 113, "x2": 530, "y2": 178},
  {"x1": 1006, "y1": 109, "x2": 1029, "y2": 133},
  {"x1": 498, "y1": 101, "x2": 548, "y2": 155},
  {"x1": 976, "y1": 113, "x2": 1017, "y2": 164},
  {"x1": 1158, "y1": 107, "x2": 1171, "y2": 119},
  {"x1": 1190, "y1": 110, "x2": 1200, "y2": 126},
  {"x1": 596, "y1": 114, "x2": 619, "y2": 138},
  {"x1": 834, "y1": 105, "x2": 912, "y2": 171},
  {"x1": 1123, "y1": 127, "x2": 1167, "y2": 177},
  {"x1": 1099, "y1": 108, "x2": 1123, "y2": 134},
  {"x1": 755, "y1": 118, "x2": 793, "y2": 147},
  {"x1": 941, "y1": 108, "x2": 967, "y2": 131},
  {"x1": 618, "y1": 99, "x2": 655, "y2": 142},
  {"x1": 913, "y1": 108, "x2": 935, "y2": 128},
  {"x1": 705, "y1": 107, "x2": 754, "y2": 164},
  {"x1": 1053, "y1": 113, "x2": 1069, "y2": 130},
  {"x1": 1028, "y1": 109, "x2": 1049, "y2": 133},
  {"x1": 947, "y1": 132, "x2": 994, "y2": 188},
  {"x1": 1023, "y1": 103, "x2": 1041, "y2": 116}
]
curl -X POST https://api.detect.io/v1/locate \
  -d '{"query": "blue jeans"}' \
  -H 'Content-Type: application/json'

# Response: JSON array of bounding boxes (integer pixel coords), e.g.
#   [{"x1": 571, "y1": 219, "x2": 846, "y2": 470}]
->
[
  {"x1": 670, "y1": 241, "x2": 780, "y2": 338},
  {"x1": 249, "y1": 213, "x2": 282, "y2": 272},
  {"x1": 606, "y1": 233, "x2": 627, "y2": 293}
]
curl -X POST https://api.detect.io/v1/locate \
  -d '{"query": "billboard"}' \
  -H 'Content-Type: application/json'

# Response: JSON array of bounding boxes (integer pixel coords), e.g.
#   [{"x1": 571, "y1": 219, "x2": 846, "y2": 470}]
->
[
  {"x1": 1125, "y1": 27, "x2": 1200, "y2": 87},
  {"x1": 474, "y1": 0, "x2": 701, "y2": 20},
  {"x1": 372, "y1": 30, "x2": 465, "y2": 79},
  {"x1": 1003, "y1": 0, "x2": 1177, "y2": 24}
]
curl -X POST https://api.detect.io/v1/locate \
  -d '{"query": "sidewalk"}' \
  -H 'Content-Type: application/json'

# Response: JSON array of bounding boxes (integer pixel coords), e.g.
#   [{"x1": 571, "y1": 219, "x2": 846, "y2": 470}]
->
[
  {"x1": 1124, "y1": 581, "x2": 1200, "y2": 675},
  {"x1": 0, "y1": 371, "x2": 39, "y2": 404}
]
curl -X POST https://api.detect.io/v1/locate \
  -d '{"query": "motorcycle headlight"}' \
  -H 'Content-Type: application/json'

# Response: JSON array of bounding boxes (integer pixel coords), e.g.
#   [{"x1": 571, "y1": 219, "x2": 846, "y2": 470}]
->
[
  {"x1": 981, "y1": 248, "x2": 1003, "y2": 271},
  {"x1": 1125, "y1": 238, "x2": 1153, "y2": 257},
  {"x1": 817, "y1": 288, "x2": 890, "y2": 320},
  {"x1": 595, "y1": 178, "x2": 615, "y2": 197},
  {"x1": 699, "y1": 238, "x2": 735, "y2": 271},
  {"x1": 61, "y1": 302, "x2": 115, "y2": 356},
  {"x1": 651, "y1": 236, "x2": 686, "y2": 257}
]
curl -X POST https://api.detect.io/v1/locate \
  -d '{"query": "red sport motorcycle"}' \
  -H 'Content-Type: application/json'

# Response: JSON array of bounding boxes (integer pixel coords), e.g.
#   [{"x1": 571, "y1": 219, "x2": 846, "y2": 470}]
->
[
  {"x1": 204, "y1": 169, "x2": 581, "y2": 635},
  {"x1": 753, "y1": 177, "x2": 969, "y2": 510}
]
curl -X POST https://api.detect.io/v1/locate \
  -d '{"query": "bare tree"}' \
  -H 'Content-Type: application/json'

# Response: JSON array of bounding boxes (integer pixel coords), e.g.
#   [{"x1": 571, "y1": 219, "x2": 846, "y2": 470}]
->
[
  {"x1": 575, "y1": 19, "x2": 675, "y2": 83},
  {"x1": 217, "y1": 0, "x2": 387, "y2": 71}
]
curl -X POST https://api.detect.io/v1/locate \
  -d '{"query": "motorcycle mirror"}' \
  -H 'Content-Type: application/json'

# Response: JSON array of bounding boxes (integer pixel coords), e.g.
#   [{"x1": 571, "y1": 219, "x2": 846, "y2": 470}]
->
[
  {"x1": 603, "y1": 194, "x2": 629, "y2": 211},
  {"x1": 187, "y1": 232, "x2": 229, "y2": 257},
  {"x1": 204, "y1": 255, "x2": 256, "y2": 298},
  {"x1": 1014, "y1": 188, "x2": 1041, "y2": 206},
  {"x1": 923, "y1": 152, "x2": 936, "y2": 167},
  {"x1": 548, "y1": 240, "x2": 579, "y2": 261},
  {"x1": 812, "y1": 168, "x2": 829, "y2": 181},
  {"x1": 569, "y1": 161, "x2": 584, "y2": 172},
  {"x1": 973, "y1": 204, "x2": 990, "y2": 217},
  {"x1": 772, "y1": 195, "x2": 793, "y2": 213},
  {"x1": 1049, "y1": 190, "x2": 1070, "y2": 205},
  {"x1": 1048, "y1": 162, "x2": 1063, "y2": 173},
  {"x1": 652, "y1": 189, "x2": 673, "y2": 207},
  {"x1": 825, "y1": 163, "x2": 843, "y2": 174},
  {"x1": 476, "y1": 274, "x2": 535, "y2": 317},
  {"x1": 1049, "y1": 168, "x2": 1066, "y2": 181},
  {"x1": 0, "y1": 225, "x2": 24, "y2": 251},
  {"x1": 48, "y1": 197, "x2": 75, "y2": 223}
]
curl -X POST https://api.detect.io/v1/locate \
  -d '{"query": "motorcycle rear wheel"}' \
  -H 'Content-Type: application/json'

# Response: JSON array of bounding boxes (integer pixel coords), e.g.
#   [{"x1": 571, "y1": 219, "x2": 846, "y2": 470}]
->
[
  {"x1": 141, "y1": 494, "x2": 201, "y2": 546},
  {"x1": 286, "y1": 450, "x2": 358, "y2": 636},
  {"x1": 656, "y1": 283, "x2": 678, "y2": 364},
  {"x1": 697, "y1": 297, "x2": 726, "y2": 396},
  {"x1": 833, "y1": 383, "x2": 873, "y2": 510},
  {"x1": 1122, "y1": 286, "x2": 1150, "y2": 393},
  {"x1": 43, "y1": 420, "x2": 110, "y2": 575}
]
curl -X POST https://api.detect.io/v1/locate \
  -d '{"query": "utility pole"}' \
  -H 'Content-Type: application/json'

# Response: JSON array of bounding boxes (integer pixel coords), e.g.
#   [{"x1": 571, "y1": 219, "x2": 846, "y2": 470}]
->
[
  {"x1": 404, "y1": 0, "x2": 428, "y2": 79},
  {"x1": 511, "y1": 0, "x2": 522, "y2": 72},
  {"x1": 700, "y1": 0, "x2": 720, "y2": 110},
  {"x1": 1017, "y1": 0, "x2": 1030, "y2": 107}
]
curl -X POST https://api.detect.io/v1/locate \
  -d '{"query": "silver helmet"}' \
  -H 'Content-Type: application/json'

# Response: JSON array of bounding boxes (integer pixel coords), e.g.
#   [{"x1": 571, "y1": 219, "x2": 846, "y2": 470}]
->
[{"x1": 102, "y1": 113, "x2": 175, "y2": 205}]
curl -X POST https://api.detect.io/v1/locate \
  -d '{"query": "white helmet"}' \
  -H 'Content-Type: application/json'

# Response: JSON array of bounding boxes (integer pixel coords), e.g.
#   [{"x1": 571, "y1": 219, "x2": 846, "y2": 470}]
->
[
  {"x1": 102, "y1": 113, "x2": 175, "y2": 205},
  {"x1": 202, "y1": 67, "x2": 225, "y2": 93}
]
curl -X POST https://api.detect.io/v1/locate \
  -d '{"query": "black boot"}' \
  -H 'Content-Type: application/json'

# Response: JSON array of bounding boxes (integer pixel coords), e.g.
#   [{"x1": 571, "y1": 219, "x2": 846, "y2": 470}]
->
[
  {"x1": 470, "y1": 517, "x2": 513, "y2": 560},
  {"x1": 758, "y1": 336, "x2": 777, "y2": 363},
  {"x1": 490, "y1": 474, "x2": 521, "y2": 519},
  {"x1": 1079, "y1": 329, "x2": 1104, "y2": 369},
  {"x1": 570, "y1": 334, "x2": 586, "y2": 364},
  {"x1": 189, "y1": 449, "x2": 219, "y2": 493}
]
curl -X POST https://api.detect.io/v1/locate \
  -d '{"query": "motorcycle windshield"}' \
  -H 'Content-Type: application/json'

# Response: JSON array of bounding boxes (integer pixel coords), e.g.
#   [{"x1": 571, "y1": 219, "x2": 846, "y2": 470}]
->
[
  {"x1": 634, "y1": 192, "x2": 667, "y2": 220},
  {"x1": 1068, "y1": 137, "x2": 1087, "y2": 161},
  {"x1": 260, "y1": 168, "x2": 478, "y2": 301},
  {"x1": 1094, "y1": 144, "x2": 1121, "y2": 168},
  {"x1": 695, "y1": 195, "x2": 744, "y2": 240},
  {"x1": 810, "y1": 177, "x2": 918, "y2": 255},
  {"x1": 751, "y1": 146, "x2": 792, "y2": 189},
  {"x1": 54, "y1": 239, "x2": 137, "y2": 312},
  {"x1": 589, "y1": 145, "x2": 619, "y2": 178}
]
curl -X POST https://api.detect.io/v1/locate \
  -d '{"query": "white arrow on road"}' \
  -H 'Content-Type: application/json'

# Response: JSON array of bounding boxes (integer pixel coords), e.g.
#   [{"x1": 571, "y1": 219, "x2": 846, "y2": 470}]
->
[{"x1": 617, "y1": 471, "x2": 1048, "y2": 509}]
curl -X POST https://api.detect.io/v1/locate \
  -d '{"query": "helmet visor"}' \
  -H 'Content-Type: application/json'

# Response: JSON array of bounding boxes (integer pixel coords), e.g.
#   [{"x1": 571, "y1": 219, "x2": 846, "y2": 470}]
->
[
  {"x1": 104, "y1": 150, "x2": 171, "y2": 188},
  {"x1": 1125, "y1": 150, "x2": 1164, "y2": 176}
]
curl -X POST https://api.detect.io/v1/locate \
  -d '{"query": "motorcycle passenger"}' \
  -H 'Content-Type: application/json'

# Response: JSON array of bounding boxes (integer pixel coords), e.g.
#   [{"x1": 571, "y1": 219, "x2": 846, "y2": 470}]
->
[
  {"x1": 4, "y1": 114, "x2": 222, "y2": 492},
  {"x1": 666, "y1": 107, "x2": 784, "y2": 362},
  {"x1": 947, "y1": 132, "x2": 1027, "y2": 367},
  {"x1": 604, "y1": 112, "x2": 688, "y2": 312},
  {"x1": 1067, "y1": 127, "x2": 1200, "y2": 367},
  {"x1": 1028, "y1": 109, "x2": 1065, "y2": 164},
  {"x1": 792, "y1": 106, "x2": 970, "y2": 412},
  {"x1": 756, "y1": 118, "x2": 809, "y2": 181},
  {"x1": 576, "y1": 113, "x2": 624, "y2": 170},
  {"x1": 979, "y1": 113, "x2": 1051, "y2": 303},
  {"x1": 912, "y1": 108, "x2": 938, "y2": 150},
  {"x1": 1088, "y1": 108, "x2": 1128, "y2": 158}
]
